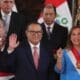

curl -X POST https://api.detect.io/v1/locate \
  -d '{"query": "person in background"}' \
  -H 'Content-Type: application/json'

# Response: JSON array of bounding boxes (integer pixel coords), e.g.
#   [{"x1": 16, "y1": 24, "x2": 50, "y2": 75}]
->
[
  {"x1": 55, "y1": 26, "x2": 80, "y2": 80},
  {"x1": 0, "y1": 19, "x2": 15, "y2": 80},
  {"x1": 41, "y1": 4, "x2": 68, "y2": 80},
  {"x1": 0, "y1": 0, "x2": 26, "y2": 42}
]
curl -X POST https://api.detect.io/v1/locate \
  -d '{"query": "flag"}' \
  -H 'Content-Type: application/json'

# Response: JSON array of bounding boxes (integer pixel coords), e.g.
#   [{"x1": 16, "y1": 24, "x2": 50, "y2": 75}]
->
[{"x1": 45, "y1": 0, "x2": 72, "y2": 31}]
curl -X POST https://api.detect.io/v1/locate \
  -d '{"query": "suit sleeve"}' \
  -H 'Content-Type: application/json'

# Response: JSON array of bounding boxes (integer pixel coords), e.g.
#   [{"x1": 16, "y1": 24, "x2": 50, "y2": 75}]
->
[
  {"x1": 0, "y1": 49, "x2": 17, "y2": 73},
  {"x1": 61, "y1": 27, "x2": 68, "y2": 48}
]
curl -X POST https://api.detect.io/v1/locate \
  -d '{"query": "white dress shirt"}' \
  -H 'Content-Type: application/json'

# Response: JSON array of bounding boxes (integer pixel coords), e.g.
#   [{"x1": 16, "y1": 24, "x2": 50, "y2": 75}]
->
[
  {"x1": 29, "y1": 42, "x2": 40, "y2": 57},
  {"x1": 44, "y1": 23, "x2": 54, "y2": 33},
  {"x1": 1, "y1": 10, "x2": 12, "y2": 33}
]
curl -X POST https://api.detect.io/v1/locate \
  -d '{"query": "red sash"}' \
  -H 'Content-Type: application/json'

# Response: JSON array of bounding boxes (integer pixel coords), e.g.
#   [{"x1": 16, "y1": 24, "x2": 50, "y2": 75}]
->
[
  {"x1": 71, "y1": 47, "x2": 80, "y2": 62},
  {"x1": 0, "y1": 72, "x2": 14, "y2": 76}
]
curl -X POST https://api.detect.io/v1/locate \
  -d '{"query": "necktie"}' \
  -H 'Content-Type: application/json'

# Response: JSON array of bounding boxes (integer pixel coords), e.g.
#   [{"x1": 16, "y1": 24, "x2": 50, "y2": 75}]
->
[
  {"x1": 47, "y1": 26, "x2": 51, "y2": 39},
  {"x1": 33, "y1": 47, "x2": 39, "y2": 69},
  {"x1": 3, "y1": 14, "x2": 9, "y2": 33}
]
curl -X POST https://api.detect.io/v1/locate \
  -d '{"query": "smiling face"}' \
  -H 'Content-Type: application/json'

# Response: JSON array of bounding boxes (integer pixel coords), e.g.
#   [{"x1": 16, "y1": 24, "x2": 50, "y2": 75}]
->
[
  {"x1": 25, "y1": 23, "x2": 43, "y2": 45},
  {"x1": 0, "y1": 0, "x2": 14, "y2": 14},
  {"x1": 70, "y1": 27, "x2": 80, "y2": 47}
]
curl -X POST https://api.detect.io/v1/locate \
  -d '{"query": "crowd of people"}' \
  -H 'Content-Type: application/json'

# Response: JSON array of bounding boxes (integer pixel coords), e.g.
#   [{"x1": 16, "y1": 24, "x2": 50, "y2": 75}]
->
[{"x1": 0, "y1": 0, "x2": 80, "y2": 80}]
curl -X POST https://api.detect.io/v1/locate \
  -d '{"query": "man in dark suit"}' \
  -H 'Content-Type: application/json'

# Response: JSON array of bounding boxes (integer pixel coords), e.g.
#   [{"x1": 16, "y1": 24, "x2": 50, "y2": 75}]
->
[
  {"x1": 40, "y1": 4, "x2": 68, "y2": 80},
  {"x1": 0, "y1": 0, "x2": 26, "y2": 42},
  {"x1": 41, "y1": 4, "x2": 68, "y2": 53},
  {"x1": 5, "y1": 22, "x2": 55, "y2": 80}
]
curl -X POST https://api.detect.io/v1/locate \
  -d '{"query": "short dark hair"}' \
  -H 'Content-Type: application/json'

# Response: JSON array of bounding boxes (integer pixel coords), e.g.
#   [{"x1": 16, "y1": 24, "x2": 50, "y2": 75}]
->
[
  {"x1": 42, "y1": 4, "x2": 56, "y2": 14},
  {"x1": 25, "y1": 21, "x2": 42, "y2": 31}
]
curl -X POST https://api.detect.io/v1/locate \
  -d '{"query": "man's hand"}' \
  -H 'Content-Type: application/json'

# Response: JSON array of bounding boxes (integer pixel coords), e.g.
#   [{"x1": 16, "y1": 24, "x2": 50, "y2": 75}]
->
[
  {"x1": 56, "y1": 48, "x2": 63, "y2": 63},
  {"x1": 8, "y1": 33, "x2": 19, "y2": 53},
  {"x1": 56, "y1": 48, "x2": 63, "y2": 71},
  {"x1": 56, "y1": 48, "x2": 63, "y2": 58}
]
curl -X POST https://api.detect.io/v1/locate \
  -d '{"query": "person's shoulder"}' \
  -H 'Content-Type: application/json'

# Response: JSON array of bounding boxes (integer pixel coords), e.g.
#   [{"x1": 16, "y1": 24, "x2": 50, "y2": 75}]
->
[
  {"x1": 55, "y1": 23, "x2": 68, "y2": 33},
  {"x1": 60, "y1": 26, "x2": 68, "y2": 31},
  {"x1": 12, "y1": 12, "x2": 26, "y2": 23},
  {"x1": 12, "y1": 11, "x2": 18, "y2": 15},
  {"x1": 40, "y1": 22, "x2": 44, "y2": 25},
  {"x1": 55, "y1": 23, "x2": 67, "y2": 29},
  {"x1": 40, "y1": 23, "x2": 44, "y2": 26},
  {"x1": 63, "y1": 48, "x2": 71, "y2": 55},
  {"x1": 40, "y1": 23, "x2": 46, "y2": 29},
  {"x1": 12, "y1": 11, "x2": 25, "y2": 17},
  {"x1": 14, "y1": 43, "x2": 27, "y2": 54}
]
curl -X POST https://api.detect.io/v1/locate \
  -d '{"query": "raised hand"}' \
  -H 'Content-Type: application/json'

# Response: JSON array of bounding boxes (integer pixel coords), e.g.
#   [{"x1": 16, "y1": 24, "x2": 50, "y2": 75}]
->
[
  {"x1": 8, "y1": 33, "x2": 19, "y2": 50},
  {"x1": 56, "y1": 48, "x2": 63, "y2": 71},
  {"x1": 56, "y1": 48, "x2": 63, "y2": 59}
]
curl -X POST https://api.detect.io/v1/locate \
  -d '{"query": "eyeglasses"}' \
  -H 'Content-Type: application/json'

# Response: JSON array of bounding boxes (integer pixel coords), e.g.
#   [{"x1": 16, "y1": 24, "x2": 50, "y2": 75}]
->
[{"x1": 28, "y1": 31, "x2": 42, "y2": 34}]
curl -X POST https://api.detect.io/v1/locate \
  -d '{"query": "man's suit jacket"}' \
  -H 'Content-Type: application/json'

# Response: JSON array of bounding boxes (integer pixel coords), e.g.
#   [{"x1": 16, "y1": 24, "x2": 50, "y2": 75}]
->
[
  {"x1": 41, "y1": 22, "x2": 68, "y2": 80},
  {"x1": 0, "y1": 12, "x2": 26, "y2": 41},
  {"x1": 6, "y1": 41, "x2": 54, "y2": 80},
  {"x1": 41, "y1": 22, "x2": 68, "y2": 53}
]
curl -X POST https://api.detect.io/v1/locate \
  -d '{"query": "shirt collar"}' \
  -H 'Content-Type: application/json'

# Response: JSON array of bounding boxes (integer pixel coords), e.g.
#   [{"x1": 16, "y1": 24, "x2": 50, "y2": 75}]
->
[
  {"x1": 1, "y1": 10, "x2": 12, "y2": 17},
  {"x1": 44, "y1": 23, "x2": 54, "y2": 29},
  {"x1": 29, "y1": 42, "x2": 40, "y2": 49},
  {"x1": 44, "y1": 23, "x2": 54, "y2": 32}
]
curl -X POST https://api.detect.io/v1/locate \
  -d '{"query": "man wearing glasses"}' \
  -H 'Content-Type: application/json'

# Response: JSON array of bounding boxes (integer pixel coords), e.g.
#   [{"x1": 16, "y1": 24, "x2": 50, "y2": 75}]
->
[{"x1": 2, "y1": 22, "x2": 55, "y2": 80}]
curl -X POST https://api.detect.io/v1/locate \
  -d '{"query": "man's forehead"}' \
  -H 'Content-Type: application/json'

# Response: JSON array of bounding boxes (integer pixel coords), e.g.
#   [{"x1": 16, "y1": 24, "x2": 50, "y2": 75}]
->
[
  {"x1": 0, "y1": 0, "x2": 14, "y2": 2},
  {"x1": 28, "y1": 24, "x2": 41, "y2": 30},
  {"x1": 44, "y1": 8, "x2": 55, "y2": 13}
]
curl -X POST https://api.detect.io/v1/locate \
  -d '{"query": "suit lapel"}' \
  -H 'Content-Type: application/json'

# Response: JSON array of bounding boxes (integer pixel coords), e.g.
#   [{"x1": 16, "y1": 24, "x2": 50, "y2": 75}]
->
[
  {"x1": 42, "y1": 23, "x2": 48, "y2": 36},
  {"x1": 23, "y1": 42, "x2": 37, "y2": 70},
  {"x1": 42, "y1": 23, "x2": 50, "y2": 40},
  {"x1": 42, "y1": 23, "x2": 57, "y2": 39},
  {"x1": 38, "y1": 44, "x2": 48, "y2": 71},
  {"x1": 51, "y1": 23, "x2": 57, "y2": 34},
  {"x1": 51, "y1": 23, "x2": 59, "y2": 37},
  {"x1": 24, "y1": 42, "x2": 48, "y2": 71},
  {"x1": 8, "y1": 12, "x2": 15, "y2": 33}
]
